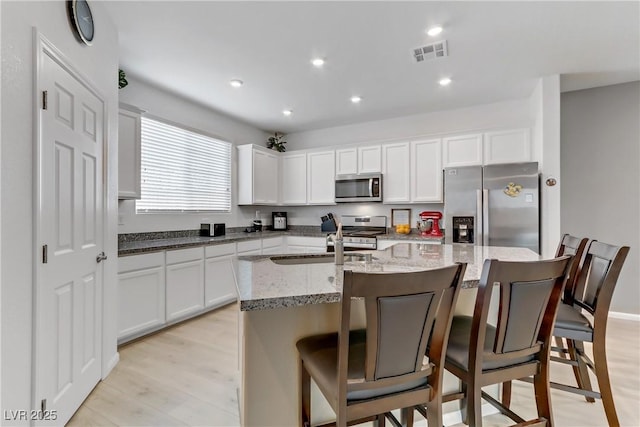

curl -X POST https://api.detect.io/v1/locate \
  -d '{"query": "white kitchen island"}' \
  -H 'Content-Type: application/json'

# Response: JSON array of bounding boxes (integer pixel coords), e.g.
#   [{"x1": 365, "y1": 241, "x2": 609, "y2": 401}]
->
[{"x1": 235, "y1": 243, "x2": 540, "y2": 427}]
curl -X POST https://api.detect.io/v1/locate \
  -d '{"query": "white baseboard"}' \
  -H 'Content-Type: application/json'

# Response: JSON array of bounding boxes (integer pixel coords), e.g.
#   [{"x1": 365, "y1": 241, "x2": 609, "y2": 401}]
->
[
  {"x1": 609, "y1": 311, "x2": 640, "y2": 321},
  {"x1": 103, "y1": 352, "x2": 120, "y2": 379}
]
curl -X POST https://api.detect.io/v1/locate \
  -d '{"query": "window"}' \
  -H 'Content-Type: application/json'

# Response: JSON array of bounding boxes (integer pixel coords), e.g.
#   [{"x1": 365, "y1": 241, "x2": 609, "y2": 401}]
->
[{"x1": 136, "y1": 117, "x2": 232, "y2": 212}]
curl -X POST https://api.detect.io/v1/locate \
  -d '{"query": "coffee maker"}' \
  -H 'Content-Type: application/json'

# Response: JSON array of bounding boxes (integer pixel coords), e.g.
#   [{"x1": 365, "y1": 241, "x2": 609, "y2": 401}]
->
[
  {"x1": 272, "y1": 212, "x2": 288, "y2": 230},
  {"x1": 417, "y1": 211, "x2": 443, "y2": 237}
]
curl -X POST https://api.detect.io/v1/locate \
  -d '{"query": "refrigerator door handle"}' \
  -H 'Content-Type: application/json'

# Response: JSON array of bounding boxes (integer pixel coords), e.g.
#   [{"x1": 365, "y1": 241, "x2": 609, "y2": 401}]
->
[
  {"x1": 476, "y1": 189, "x2": 483, "y2": 246},
  {"x1": 482, "y1": 189, "x2": 489, "y2": 246}
]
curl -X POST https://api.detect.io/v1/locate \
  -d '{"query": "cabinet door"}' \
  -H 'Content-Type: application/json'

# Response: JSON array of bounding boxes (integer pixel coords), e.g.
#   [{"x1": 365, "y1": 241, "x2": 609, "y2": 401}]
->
[
  {"x1": 307, "y1": 151, "x2": 336, "y2": 204},
  {"x1": 483, "y1": 128, "x2": 531, "y2": 165},
  {"x1": 117, "y1": 265, "x2": 165, "y2": 340},
  {"x1": 262, "y1": 237, "x2": 284, "y2": 254},
  {"x1": 411, "y1": 139, "x2": 443, "y2": 202},
  {"x1": 166, "y1": 248, "x2": 205, "y2": 322},
  {"x1": 358, "y1": 145, "x2": 382, "y2": 173},
  {"x1": 204, "y1": 254, "x2": 237, "y2": 308},
  {"x1": 118, "y1": 108, "x2": 141, "y2": 199},
  {"x1": 253, "y1": 149, "x2": 279, "y2": 204},
  {"x1": 382, "y1": 142, "x2": 410, "y2": 203},
  {"x1": 335, "y1": 148, "x2": 358, "y2": 175},
  {"x1": 442, "y1": 134, "x2": 483, "y2": 167},
  {"x1": 281, "y1": 152, "x2": 307, "y2": 204}
]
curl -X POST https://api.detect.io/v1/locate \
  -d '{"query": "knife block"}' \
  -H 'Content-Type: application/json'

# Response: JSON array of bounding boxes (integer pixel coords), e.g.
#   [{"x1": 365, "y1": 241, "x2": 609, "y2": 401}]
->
[{"x1": 321, "y1": 219, "x2": 337, "y2": 232}]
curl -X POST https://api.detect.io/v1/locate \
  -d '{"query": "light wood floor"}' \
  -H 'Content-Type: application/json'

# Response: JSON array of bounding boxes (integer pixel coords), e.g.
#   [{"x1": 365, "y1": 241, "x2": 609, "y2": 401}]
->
[{"x1": 68, "y1": 304, "x2": 640, "y2": 426}]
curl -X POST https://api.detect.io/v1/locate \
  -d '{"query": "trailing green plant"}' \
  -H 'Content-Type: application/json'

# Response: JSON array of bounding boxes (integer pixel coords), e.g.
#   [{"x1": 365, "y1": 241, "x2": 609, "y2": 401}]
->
[
  {"x1": 267, "y1": 132, "x2": 287, "y2": 152},
  {"x1": 119, "y1": 69, "x2": 128, "y2": 89}
]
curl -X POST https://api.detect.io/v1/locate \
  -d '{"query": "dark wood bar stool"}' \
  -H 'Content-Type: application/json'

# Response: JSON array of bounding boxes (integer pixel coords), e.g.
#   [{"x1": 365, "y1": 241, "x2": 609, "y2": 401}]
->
[
  {"x1": 502, "y1": 234, "x2": 588, "y2": 407},
  {"x1": 434, "y1": 256, "x2": 572, "y2": 427},
  {"x1": 296, "y1": 264, "x2": 466, "y2": 427},
  {"x1": 505, "y1": 240, "x2": 629, "y2": 427}
]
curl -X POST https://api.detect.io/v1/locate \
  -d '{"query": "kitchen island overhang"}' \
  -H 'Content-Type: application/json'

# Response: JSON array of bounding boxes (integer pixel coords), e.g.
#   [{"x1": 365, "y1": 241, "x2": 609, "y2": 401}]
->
[{"x1": 235, "y1": 243, "x2": 540, "y2": 426}]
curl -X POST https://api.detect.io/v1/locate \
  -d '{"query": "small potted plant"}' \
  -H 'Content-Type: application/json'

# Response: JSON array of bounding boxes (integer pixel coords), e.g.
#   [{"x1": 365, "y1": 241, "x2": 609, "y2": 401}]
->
[{"x1": 267, "y1": 132, "x2": 287, "y2": 152}]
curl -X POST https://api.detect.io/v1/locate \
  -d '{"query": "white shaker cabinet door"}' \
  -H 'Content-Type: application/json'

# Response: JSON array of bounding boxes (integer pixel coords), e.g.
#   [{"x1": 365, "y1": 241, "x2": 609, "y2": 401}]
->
[
  {"x1": 307, "y1": 151, "x2": 336, "y2": 204},
  {"x1": 335, "y1": 148, "x2": 358, "y2": 175},
  {"x1": 117, "y1": 252, "x2": 166, "y2": 341},
  {"x1": 281, "y1": 152, "x2": 307, "y2": 204},
  {"x1": 253, "y1": 149, "x2": 279, "y2": 204},
  {"x1": 483, "y1": 128, "x2": 531, "y2": 165},
  {"x1": 166, "y1": 248, "x2": 205, "y2": 322},
  {"x1": 204, "y1": 255, "x2": 237, "y2": 308},
  {"x1": 358, "y1": 145, "x2": 382, "y2": 173},
  {"x1": 118, "y1": 107, "x2": 142, "y2": 199},
  {"x1": 382, "y1": 142, "x2": 411, "y2": 203},
  {"x1": 411, "y1": 139, "x2": 443, "y2": 202},
  {"x1": 442, "y1": 134, "x2": 483, "y2": 167}
]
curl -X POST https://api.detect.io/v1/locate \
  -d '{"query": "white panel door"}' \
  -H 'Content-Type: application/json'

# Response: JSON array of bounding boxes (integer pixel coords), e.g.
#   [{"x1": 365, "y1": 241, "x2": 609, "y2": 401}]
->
[
  {"x1": 253, "y1": 149, "x2": 279, "y2": 204},
  {"x1": 166, "y1": 259, "x2": 205, "y2": 322},
  {"x1": 358, "y1": 145, "x2": 382, "y2": 173},
  {"x1": 382, "y1": 142, "x2": 410, "y2": 203},
  {"x1": 36, "y1": 46, "x2": 104, "y2": 424},
  {"x1": 204, "y1": 255, "x2": 238, "y2": 308},
  {"x1": 412, "y1": 139, "x2": 443, "y2": 202},
  {"x1": 117, "y1": 108, "x2": 141, "y2": 199}
]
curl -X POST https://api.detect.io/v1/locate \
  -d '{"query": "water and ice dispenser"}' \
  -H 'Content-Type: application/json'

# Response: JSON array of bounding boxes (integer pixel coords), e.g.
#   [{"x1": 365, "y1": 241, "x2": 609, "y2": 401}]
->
[{"x1": 452, "y1": 216, "x2": 474, "y2": 244}]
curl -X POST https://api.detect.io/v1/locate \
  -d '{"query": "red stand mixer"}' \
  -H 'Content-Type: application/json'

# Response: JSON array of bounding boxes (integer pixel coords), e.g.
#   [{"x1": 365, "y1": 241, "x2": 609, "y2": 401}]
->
[{"x1": 417, "y1": 211, "x2": 443, "y2": 237}]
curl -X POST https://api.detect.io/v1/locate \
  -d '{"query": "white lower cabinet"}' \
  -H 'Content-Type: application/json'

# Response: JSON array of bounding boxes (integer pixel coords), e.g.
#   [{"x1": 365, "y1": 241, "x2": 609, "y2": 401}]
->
[
  {"x1": 117, "y1": 252, "x2": 166, "y2": 342},
  {"x1": 286, "y1": 236, "x2": 327, "y2": 253},
  {"x1": 377, "y1": 239, "x2": 442, "y2": 250},
  {"x1": 262, "y1": 236, "x2": 285, "y2": 254},
  {"x1": 165, "y1": 247, "x2": 205, "y2": 322},
  {"x1": 205, "y1": 244, "x2": 237, "y2": 309},
  {"x1": 237, "y1": 239, "x2": 262, "y2": 255}
]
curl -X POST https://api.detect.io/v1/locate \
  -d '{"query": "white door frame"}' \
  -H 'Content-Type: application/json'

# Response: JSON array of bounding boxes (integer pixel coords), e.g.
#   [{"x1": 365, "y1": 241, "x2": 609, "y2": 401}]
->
[{"x1": 31, "y1": 30, "x2": 110, "y2": 416}]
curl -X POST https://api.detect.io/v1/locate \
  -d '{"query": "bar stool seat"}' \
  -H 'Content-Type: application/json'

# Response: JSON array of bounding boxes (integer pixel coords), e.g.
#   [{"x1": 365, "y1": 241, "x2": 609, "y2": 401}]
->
[{"x1": 553, "y1": 303, "x2": 593, "y2": 341}]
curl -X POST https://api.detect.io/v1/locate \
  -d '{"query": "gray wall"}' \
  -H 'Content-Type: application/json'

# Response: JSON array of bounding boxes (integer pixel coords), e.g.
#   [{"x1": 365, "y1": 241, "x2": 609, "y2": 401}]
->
[{"x1": 561, "y1": 81, "x2": 640, "y2": 315}]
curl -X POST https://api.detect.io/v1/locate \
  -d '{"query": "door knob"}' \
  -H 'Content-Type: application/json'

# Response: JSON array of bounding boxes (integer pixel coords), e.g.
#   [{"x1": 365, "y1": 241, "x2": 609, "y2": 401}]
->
[{"x1": 96, "y1": 252, "x2": 108, "y2": 263}]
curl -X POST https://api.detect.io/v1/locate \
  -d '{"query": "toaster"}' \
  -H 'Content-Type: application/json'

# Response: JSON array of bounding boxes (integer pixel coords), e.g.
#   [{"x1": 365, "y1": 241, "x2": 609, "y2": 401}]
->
[{"x1": 201, "y1": 223, "x2": 225, "y2": 237}]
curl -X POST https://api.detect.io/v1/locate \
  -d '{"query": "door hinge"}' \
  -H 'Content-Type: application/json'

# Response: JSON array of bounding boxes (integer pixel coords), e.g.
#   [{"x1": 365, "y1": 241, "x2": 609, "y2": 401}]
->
[
  {"x1": 42, "y1": 244, "x2": 48, "y2": 264},
  {"x1": 42, "y1": 90, "x2": 48, "y2": 110},
  {"x1": 41, "y1": 398, "x2": 47, "y2": 412}
]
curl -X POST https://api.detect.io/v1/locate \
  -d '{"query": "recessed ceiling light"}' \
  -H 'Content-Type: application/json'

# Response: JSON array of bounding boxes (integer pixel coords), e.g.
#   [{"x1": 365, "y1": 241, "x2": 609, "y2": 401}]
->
[
  {"x1": 283, "y1": 109, "x2": 293, "y2": 116},
  {"x1": 311, "y1": 58, "x2": 325, "y2": 67},
  {"x1": 427, "y1": 26, "x2": 443, "y2": 37},
  {"x1": 350, "y1": 96, "x2": 362, "y2": 104},
  {"x1": 229, "y1": 79, "x2": 243, "y2": 88},
  {"x1": 439, "y1": 77, "x2": 452, "y2": 86}
]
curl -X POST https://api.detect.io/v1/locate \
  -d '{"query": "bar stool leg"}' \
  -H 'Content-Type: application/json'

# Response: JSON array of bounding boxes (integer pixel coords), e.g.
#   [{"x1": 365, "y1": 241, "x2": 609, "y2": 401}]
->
[{"x1": 569, "y1": 340, "x2": 595, "y2": 403}]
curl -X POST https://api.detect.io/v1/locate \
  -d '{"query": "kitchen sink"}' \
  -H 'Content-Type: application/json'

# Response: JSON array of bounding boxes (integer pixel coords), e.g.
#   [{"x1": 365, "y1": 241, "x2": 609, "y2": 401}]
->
[{"x1": 270, "y1": 253, "x2": 373, "y2": 265}]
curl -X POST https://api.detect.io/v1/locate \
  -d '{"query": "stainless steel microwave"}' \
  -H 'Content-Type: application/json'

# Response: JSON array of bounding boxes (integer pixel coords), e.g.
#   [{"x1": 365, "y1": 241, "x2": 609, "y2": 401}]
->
[{"x1": 335, "y1": 173, "x2": 383, "y2": 203}]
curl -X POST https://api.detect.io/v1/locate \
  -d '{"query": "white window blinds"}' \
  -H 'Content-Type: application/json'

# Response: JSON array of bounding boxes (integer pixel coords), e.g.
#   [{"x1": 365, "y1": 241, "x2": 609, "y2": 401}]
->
[{"x1": 136, "y1": 117, "x2": 232, "y2": 212}]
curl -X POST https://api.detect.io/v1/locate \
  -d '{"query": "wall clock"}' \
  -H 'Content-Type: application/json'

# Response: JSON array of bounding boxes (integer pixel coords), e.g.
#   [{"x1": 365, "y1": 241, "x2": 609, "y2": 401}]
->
[{"x1": 68, "y1": 0, "x2": 94, "y2": 45}]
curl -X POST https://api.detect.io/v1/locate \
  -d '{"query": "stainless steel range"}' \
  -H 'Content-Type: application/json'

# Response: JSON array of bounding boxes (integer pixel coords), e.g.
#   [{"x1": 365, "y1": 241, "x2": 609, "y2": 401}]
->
[{"x1": 326, "y1": 215, "x2": 387, "y2": 251}]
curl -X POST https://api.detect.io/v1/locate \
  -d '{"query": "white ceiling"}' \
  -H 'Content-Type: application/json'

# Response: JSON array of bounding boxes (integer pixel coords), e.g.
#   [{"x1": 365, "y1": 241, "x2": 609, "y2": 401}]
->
[{"x1": 103, "y1": 1, "x2": 640, "y2": 134}]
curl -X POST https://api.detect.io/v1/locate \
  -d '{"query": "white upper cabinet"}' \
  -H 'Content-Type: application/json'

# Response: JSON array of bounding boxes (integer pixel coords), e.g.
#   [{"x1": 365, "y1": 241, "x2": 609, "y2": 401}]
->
[
  {"x1": 237, "y1": 145, "x2": 279, "y2": 205},
  {"x1": 411, "y1": 139, "x2": 443, "y2": 202},
  {"x1": 382, "y1": 139, "x2": 443, "y2": 204},
  {"x1": 358, "y1": 145, "x2": 382, "y2": 173},
  {"x1": 281, "y1": 152, "x2": 307, "y2": 204},
  {"x1": 335, "y1": 148, "x2": 358, "y2": 175},
  {"x1": 118, "y1": 106, "x2": 142, "y2": 199},
  {"x1": 307, "y1": 150, "x2": 336, "y2": 205},
  {"x1": 483, "y1": 128, "x2": 531, "y2": 164},
  {"x1": 382, "y1": 142, "x2": 411, "y2": 203},
  {"x1": 335, "y1": 145, "x2": 381, "y2": 175},
  {"x1": 442, "y1": 134, "x2": 483, "y2": 168}
]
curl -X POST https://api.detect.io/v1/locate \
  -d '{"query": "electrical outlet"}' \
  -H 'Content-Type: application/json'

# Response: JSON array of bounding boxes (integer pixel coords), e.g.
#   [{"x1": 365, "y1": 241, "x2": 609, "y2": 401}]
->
[{"x1": 118, "y1": 215, "x2": 124, "y2": 226}]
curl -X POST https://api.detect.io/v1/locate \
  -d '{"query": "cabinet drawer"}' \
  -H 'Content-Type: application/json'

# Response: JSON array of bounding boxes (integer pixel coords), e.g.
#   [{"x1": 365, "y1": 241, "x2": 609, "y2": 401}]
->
[
  {"x1": 118, "y1": 252, "x2": 165, "y2": 274},
  {"x1": 205, "y1": 243, "x2": 236, "y2": 258},
  {"x1": 237, "y1": 239, "x2": 262, "y2": 253},
  {"x1": 166, "y1": 247, "x2": 204, "y2": 265}
]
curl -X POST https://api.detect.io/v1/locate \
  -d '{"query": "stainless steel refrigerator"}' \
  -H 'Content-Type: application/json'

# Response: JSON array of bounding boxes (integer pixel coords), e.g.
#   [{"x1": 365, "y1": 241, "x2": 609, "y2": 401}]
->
[{"x1": 444, "y1": 162, "x2": 539, "y2": 253}]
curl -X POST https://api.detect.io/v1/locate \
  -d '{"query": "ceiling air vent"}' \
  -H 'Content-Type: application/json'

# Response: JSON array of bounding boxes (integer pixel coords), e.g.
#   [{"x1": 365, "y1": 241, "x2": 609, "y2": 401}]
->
[{"x1": 413, "y1": 40, "x2": 448, "y2": 63}]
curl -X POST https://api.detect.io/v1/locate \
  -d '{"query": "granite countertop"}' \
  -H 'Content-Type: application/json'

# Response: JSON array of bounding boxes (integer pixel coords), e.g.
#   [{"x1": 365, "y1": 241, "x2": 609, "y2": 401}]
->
[
  {"x1": 118, "y1": 228, "x2": 328, "y2": 256},
  {"x1": 235, "y1": 243, "x2": 540, "y2": 311},
  {"x1": 117, "y1": 227, "x2": 443, "y2": 256}
]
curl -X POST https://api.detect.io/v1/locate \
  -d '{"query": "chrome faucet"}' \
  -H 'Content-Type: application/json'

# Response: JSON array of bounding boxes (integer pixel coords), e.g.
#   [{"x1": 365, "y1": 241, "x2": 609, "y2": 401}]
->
[{"x1": 333, "y1": 223, "x2": 344, "y2": 265}]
